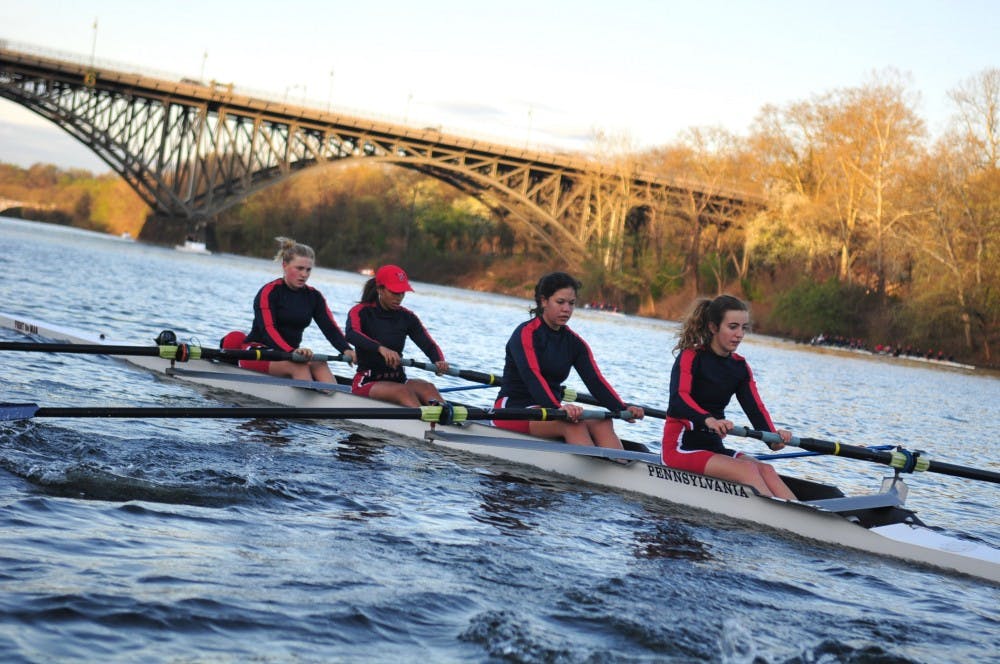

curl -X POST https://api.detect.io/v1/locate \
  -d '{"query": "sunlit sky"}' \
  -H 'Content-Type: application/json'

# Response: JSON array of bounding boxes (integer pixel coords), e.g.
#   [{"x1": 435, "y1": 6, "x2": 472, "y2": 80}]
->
[{"x1": 1, "y1": 0, "x2": 996, "y2": 171}]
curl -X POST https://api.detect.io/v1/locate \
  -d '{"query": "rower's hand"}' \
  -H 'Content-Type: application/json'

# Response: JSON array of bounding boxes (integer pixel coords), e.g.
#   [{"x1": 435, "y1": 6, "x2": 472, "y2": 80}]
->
[
  {"x1": 623, "y1": 405, "x2": 644, "y2": 422},
  {"x1": 295, "y1": 347, "x2": 314, "y2": 361},
  {"x1": 379, "y1": 346, "x2": 400, "y2": 368},
  {"x1": 561, "y1": 403, "x2": 583, "y2": 423},
  {"x1": 433, "y1": 360, "x2": 449, "y2": 375},
  {"x1": 769, "y1": 428, "x2": 791, "y2": 451},
  {"x1": 343, "y1": 349, "x2": 357, "y2": 366},
  {"x1": 704, "y1": 417, "x2": 734, "y2": 437}
]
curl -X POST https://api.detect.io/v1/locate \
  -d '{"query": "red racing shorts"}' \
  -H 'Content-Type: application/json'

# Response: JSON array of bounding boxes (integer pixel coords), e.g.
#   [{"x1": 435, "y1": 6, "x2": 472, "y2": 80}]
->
[
  {"x1": 221, "y1": 330, "x2": 271, "y2": 374},
  {"x1": 661, "y1": 417, "x2": 742, "y2": 474},
  {"x1": 490, "y1": 396, "x2": 535, "y2": 434}
]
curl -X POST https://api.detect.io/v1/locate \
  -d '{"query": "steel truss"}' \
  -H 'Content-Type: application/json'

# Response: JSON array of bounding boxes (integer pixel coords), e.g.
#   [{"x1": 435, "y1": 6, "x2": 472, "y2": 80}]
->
[{"x1": 1, "y1": 45, "x2": 759, "y2": 266}]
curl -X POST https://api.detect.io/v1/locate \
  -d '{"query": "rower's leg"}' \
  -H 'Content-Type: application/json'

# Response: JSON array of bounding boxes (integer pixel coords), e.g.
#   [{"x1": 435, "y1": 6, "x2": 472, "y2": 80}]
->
[
  {"x1": 308, "y1": 361, "x2": 335, "y2": 383},
  {"x1": 407, "y1": 379, "x2": 445, "y2": 405},
  {"x1": 268, "y1": 360, "x2": 313, "y2": 381},
  {"x1": 584, "y1": 419, "x2": 624, "y2": 450},
  {"x1": 528, "y1": 420, "x2": 592, "y2": 445},
  {"x1": 751, "y1": 459, "x2": 798, "y2": 500},
  {"x1": 704, "y1": 455, "x2": 778, "y2": 497},
  {"x1": 366, "y1": 381, "x2": 422, "y2": 407}
]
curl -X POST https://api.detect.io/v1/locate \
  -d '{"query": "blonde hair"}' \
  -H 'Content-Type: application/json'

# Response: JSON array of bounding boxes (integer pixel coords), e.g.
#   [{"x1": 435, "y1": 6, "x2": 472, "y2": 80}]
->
[
  {"x1": 675, "y1": 295, "x2": 748, "y2": 353},
  {"x1": 274, "y1": 236, "x2": 315, "y2": 264}
]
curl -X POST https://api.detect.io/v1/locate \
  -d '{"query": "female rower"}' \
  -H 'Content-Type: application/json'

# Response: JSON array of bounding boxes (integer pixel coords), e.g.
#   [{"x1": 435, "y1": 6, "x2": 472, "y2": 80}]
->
[
  {"x1": 494, "y1": 271, "x2": 643, "y2": 448},
  {"x1": 663, "y1": 295, "x2": 797, "y2": 499},
  {"x1": 224, "y1": 237, "x2": 355, "y2": 382},
  {"x1": 345, "y1": 265, "x2": 449, "y2": 407}
]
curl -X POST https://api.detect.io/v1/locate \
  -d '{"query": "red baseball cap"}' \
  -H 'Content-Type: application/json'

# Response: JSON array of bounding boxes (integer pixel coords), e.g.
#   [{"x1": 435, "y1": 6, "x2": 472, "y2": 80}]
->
[{"x1": 375, "y1": 264, "x2": 414, "y2": 293}]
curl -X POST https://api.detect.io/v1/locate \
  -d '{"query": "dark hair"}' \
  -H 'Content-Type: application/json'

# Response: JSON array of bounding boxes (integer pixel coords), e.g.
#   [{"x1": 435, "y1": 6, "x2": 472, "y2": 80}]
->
[
  {"x1": 531, "y1": 272, "x2": 582, "y2": 316},
  {"x1": 359, "y1": 278, "x2": 378, "y2": 304},
  {"x1": 675, "y1": 295, "x2": 749, "y2": 352}
]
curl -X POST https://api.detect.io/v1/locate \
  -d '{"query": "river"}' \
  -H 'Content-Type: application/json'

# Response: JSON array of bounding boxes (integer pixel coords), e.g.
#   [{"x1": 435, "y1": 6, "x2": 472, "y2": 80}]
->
[{"x1": 0, "y1": 216, "x2": 997, "y2": 663}]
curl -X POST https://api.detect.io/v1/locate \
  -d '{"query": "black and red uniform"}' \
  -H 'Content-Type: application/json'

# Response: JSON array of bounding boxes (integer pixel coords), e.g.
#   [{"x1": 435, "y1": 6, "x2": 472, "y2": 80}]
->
[
  {"x1": 661, "y1": 347, "x2": 777, "y2": 473},
  {"x1": 494, "y1": 317, "x2": 626, "y2": 432},
  {"x1": 345, "y1": 301, "x2": 444, "y2": 392},
  {"x1": 237, "y1": 278, "x2": 350, "y2": 372}
]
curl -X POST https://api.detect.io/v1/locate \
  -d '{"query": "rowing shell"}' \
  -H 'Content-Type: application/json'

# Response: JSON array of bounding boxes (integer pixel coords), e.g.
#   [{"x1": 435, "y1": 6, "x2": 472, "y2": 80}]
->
[{"x1": 1, "y1": 311, "x2": 998, "y2": 583}]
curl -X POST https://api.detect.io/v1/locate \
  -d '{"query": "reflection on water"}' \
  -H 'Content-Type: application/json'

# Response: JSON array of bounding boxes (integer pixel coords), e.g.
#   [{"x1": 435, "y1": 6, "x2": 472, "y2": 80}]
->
[
  {"x1": 630, "y1": 520, "x2": 713, "y2": 561},
  {"x1": 470, "y1": 471, "x2": 563, "y2": 535}
]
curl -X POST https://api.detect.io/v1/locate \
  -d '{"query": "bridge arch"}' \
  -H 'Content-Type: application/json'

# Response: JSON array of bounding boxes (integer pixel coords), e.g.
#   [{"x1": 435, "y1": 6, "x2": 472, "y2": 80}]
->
[{"x1": 1, "y1": 41, "x2": 760, "y2": 268}]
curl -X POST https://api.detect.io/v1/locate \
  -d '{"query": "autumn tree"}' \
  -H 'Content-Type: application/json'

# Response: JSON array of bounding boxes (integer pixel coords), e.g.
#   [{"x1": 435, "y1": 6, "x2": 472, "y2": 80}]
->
[
  {"x1": 643, "y1": 127, "x2": 756, "y2": 296},
  {"x1": 899, "y1": 69, "x2": 1000, "y2": 359}
]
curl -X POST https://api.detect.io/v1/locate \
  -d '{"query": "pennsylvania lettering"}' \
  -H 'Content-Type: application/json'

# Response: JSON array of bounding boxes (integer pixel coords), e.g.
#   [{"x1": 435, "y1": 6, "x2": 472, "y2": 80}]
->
[
  {"x1": 646, "y1": 464, "x2": 751, "y2": 498},
  {"x1": 14, "y1": 320, "x2": 39, "y2": 335}
]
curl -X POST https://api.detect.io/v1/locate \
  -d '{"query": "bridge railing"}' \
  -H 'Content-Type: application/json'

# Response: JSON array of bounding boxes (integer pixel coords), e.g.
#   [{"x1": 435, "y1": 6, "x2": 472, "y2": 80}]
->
[{"x1": 0, "y1": 36, "x2": 575, "y2": 157}]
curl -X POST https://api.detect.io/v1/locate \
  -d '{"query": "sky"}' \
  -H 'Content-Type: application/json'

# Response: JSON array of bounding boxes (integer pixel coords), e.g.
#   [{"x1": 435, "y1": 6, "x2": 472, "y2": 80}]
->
[{"x1": 0, "y1": 0, "x2": 997, "y2": 172}]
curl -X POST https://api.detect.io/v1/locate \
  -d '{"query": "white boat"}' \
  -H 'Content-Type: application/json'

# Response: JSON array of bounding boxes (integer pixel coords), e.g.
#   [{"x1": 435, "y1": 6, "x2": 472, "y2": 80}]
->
[
  {"x1": 1, "y1": 310, "x2": 998, "y2": 584},
  {"x1": 175, "y1": 239, "x2": 211, "y2": 254}
]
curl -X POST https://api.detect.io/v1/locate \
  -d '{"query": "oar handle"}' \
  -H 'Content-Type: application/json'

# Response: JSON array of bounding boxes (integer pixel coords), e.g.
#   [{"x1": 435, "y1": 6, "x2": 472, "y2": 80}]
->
[
  {"x1": 400, "y1": 358, "x2": 501, "y2": 385},
  {"x1": 561, "y1": 388, "x2": 668, "y2": 419}
]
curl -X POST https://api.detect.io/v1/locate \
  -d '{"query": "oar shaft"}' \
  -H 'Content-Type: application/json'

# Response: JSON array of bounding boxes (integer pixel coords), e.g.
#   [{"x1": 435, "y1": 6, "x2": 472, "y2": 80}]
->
[
  {"x1": 401, "y1": 358, "x2": 500, "y2": 385},
  {"x1": 3, "y1": 403, "x2": 624, "y2": 424},
  {"x1": 397, "y1": 359, "x2": 662, "y2": 416},
  {"x1": 732, "y1": 426, "x2": 1000, "y2": 484},
  {"x1": 0, "y1": 340, "x2": 346, "y2": 364},
  {"x1": 0, "y1": 341, "x2": 160, "y2": 356},
  {"x1": 565, "y1": 388, "x2": 667, "y2": 419}
]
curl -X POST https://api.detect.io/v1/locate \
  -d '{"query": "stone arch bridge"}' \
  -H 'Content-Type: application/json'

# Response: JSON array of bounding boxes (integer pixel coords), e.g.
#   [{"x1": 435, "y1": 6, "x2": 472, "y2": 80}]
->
[{"x1": 0, "y1": 41, "x2": 760, "y2": 267}]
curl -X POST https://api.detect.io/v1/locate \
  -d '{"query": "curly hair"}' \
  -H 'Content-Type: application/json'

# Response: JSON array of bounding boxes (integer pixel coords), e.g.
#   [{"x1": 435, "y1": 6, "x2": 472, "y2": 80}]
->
[{"x1": 675, "y1": 295, "x2": 748, "y2": 353}]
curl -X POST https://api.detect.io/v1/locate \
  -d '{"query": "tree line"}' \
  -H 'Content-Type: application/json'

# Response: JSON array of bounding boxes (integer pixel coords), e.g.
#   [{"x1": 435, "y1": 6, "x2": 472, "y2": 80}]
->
[
  {"x1": 1, "y1": 67, "x2": 996, "y2": 366},
  {"x1": 626, "y1": 68, "x2": 997, "y2": 365}
]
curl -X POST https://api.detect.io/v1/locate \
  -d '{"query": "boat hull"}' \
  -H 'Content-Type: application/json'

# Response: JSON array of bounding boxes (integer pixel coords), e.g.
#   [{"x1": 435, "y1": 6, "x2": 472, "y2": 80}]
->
[{"x1": 1, "y1": 311, "x2": 997, "y2": 583}]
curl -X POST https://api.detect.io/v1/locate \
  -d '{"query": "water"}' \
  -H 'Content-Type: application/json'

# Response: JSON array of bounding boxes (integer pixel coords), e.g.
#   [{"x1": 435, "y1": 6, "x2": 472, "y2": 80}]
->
[{"x1": 1, "y1": 216, "x2": 998, "y2": 662}]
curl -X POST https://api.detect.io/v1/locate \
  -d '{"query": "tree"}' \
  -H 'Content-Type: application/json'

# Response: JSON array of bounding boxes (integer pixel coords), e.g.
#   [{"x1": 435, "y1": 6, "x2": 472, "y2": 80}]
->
[
  {"x1": 822, "y1": 72, "x2": 925, "y2": 298},
  {"x1": 899, "y1": 69, "x2": 1000, "y2": 359},
  {"x1": 644, "y1": 127, "x2": 754, "y2": 296},
  {"x1": 747, "y1": 72, "x2": 926, "y2": 299}
]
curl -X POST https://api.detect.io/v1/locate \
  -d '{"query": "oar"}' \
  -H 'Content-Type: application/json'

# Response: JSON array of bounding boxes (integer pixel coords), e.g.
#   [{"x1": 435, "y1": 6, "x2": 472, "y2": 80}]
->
[
  {"x1": 399, "y1": 358, "x2": 501, "y2": 385},
  {"x1": 398, "y1": 359, "x2": 668, "y2": 416},
  {"x1": 0, "y1": 402, "x2": 627, "y2": 425},
  {"x1": 0, "y1": 341, "x2": 348, "y2": 364},
  {"x1": 561, "y1": 387, "x2": 668, "y2": 419},
  {"x1": 731, "y1": 426, "x2": 1000, "y2": 484}
]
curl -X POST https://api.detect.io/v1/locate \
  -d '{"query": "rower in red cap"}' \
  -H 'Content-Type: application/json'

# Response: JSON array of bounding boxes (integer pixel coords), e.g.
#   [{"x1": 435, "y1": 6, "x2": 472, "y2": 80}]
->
[{"x1": 346, "y1": 265, "x2": 450, "y2": 406}]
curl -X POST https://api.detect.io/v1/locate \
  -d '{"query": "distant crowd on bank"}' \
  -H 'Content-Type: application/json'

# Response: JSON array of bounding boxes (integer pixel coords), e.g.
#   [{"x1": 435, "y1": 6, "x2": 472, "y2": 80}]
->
[
  {"x1": 582, "y1": 302, "x2": 622, "y2": 313},
  {"x1": 809, "y1": 333, "x2": 957, "y2": 363}
]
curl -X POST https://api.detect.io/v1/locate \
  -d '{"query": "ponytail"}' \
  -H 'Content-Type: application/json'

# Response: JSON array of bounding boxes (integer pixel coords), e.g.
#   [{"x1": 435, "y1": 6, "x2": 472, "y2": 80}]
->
[
  {"x1": 530, "y1": 271, "x2": 581, "y2": 317},
  {"x1": 359, "y1": 278, "x2": 378, "y2": 304},
  {"x1": 674, "y1": 295, "x2": 748, "y2": 353},
  {"x1": 274, "y1": 236, "x2": 315, "y2": 264}
]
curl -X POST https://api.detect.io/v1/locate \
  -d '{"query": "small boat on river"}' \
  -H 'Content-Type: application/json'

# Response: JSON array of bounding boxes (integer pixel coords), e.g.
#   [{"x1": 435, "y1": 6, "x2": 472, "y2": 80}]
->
[
  {"x1": 174, "y1": 238, "x2": 211, "y2": 254},
  {"x1": 0, "y1": 311, "x2": 997, "y2": 583}
]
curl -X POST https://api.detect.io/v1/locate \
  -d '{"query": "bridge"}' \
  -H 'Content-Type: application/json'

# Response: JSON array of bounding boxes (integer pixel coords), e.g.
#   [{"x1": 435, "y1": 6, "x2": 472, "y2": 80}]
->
[
  {"x1": 0, "y1": 196, "x2": 54, "y2": 214},
  {"x1": 0, "y1": 197, "x2": 25, "y2": 213},
  {"x1": 0, "y1": 40, "x2": 760, "y2": 268}
]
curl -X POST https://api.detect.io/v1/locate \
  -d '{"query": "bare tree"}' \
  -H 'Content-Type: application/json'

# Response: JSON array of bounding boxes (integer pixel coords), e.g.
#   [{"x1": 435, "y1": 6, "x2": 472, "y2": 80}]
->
[{"x1": 949, "y1": 68, "x2": 1000, "y2": 168}]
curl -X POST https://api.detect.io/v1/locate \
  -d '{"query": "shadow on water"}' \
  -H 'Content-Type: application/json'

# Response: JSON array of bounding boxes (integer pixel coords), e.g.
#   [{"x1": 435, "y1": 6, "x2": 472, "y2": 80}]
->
[{"x1": 469, "y1": 471, "x2": 566, "y2": 535}]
